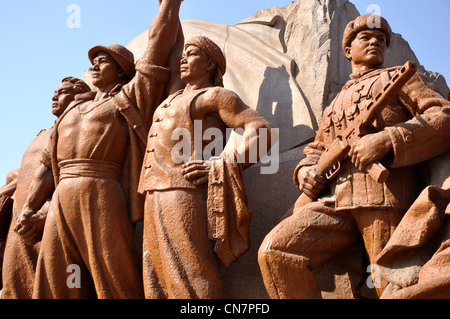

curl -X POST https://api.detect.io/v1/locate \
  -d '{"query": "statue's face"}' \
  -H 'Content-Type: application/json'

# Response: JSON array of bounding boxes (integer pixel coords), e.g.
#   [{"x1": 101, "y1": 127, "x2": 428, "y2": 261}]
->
[
  {"x1": 180, "y1": 45, "x2": 213, "y2": 83},
  {"x1": 52, "y1": 81, "x2": 77, "y2": 117},
  {"x1": 91, "y1": 52, "x2": 121, "y2": 89},
  {"x1": 347, "y1": 29, "x2": 387, "y2": 69}
]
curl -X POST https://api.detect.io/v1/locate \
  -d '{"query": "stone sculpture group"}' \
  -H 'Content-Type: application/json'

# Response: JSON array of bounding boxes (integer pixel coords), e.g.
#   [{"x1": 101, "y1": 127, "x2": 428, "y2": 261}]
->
[{"x1": 0, "y1": 0, "x2": 449, "y2": 299}]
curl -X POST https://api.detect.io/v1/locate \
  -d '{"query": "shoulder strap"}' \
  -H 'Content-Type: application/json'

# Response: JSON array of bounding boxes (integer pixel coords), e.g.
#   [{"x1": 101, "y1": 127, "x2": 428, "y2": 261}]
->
[{"x1": 380, "y1": 69, "x2": 391, "y2": 87}]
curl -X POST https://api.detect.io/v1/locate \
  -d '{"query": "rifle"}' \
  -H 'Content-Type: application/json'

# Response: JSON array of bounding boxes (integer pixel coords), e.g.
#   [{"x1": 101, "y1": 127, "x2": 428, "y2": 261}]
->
[{"x1": 297, "y1": 61, "x2": 417, "y2": 207}]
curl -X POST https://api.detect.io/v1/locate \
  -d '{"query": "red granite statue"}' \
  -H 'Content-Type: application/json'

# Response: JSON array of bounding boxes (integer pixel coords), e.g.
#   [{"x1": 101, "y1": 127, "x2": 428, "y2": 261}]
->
[
  {"x1": 258, "y1": 14, "x2": 450, "y2": 299},
  {"x1": 22, "y1": 0, "x2": 184, "y2": 298},
  {"x1": 140, "y1": 35, "x2": 275, "y2": 299},
  {"x1": 1, "y1": 77, "x2": 91, "y2": 299}
]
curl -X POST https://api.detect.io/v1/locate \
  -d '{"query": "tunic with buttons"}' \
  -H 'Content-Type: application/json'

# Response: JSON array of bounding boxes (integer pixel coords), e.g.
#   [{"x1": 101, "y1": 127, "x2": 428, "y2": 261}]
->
[
  {"x1": 296, "y1": 66, "x2": 450, "y2": 211},
  {"x1": 139, "y1": 87, "x2": 231, "y2": 299},
  {"x1": 138, "y1": 87, "x2": 226, "y2": 193}
]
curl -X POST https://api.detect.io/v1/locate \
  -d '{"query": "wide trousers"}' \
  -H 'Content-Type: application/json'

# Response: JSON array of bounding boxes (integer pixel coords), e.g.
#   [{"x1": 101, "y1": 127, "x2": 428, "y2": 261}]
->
[
  {"x1": 143, "y1": 188, "x2": 224, "y2": 299},
  {"x1": 33, "y1": 160, "x2": 144, "y2": 299},
  {"x1": 258, "y1": 199, "x2": 404, "y2": 299}
]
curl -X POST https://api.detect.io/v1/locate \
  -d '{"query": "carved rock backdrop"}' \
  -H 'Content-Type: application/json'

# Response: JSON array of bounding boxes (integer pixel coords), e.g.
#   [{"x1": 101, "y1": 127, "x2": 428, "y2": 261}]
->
[{"x1": 83, "y1": 0, "x2": 449, "y2": 298}]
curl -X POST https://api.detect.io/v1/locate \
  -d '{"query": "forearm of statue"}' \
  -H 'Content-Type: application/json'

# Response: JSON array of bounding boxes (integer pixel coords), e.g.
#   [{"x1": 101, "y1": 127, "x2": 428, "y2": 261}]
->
[
  {"x1": 349, "y1": 130, "x2": 393, "y2": 171},
  {"x1": 234, "y1": 122, "x2": 275, "y2": 170},
  {"x1": 21, "y1": 164, "x2": 55, "y2": 217},
  {"x1": 145, "y1": 0, "x2": 183, "y2": 67},
  {"x1": 167, "y1": 22, "x2": 186, "y2": 95},
  {"x1": 229, "y1": 111, "x2": 277, "y2": 170},
  {"x1": 0, "y1": 178, "x2": 17, "y2": 197}
]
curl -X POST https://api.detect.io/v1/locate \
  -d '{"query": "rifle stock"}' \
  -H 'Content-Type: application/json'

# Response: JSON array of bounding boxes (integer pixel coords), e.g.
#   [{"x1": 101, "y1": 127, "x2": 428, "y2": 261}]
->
[{"x1": 297, "y1": 61, "x2": 417, "y2": 207}]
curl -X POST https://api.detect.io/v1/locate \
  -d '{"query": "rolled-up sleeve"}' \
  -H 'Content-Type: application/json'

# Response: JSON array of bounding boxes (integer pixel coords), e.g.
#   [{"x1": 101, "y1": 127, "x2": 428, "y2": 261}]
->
[
  {"x1": 135, "y1": 57, "x2": 171, "y2": 83},
  {"x1": 115, "y1": 57, "x2": 171, "y2": 131}
]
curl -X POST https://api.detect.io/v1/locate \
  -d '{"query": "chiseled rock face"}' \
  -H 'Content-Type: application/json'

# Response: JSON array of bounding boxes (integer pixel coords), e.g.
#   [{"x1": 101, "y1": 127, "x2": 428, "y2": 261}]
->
[
  {"x1": 126, "y1": 18, "x2": 317, "y2": 154},
  {"x1": 245, "y1": 0, "x2": 358, "y2": 127},
  {"x1": 246, "y1": 0, "x2": 449, "y2": 124}
]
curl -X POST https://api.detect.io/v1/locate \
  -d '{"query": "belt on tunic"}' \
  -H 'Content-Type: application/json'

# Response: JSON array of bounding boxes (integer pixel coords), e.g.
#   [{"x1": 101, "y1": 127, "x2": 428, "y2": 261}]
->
[{"x1": 59, "y1": 159, "x2": 122, "y2": 181}]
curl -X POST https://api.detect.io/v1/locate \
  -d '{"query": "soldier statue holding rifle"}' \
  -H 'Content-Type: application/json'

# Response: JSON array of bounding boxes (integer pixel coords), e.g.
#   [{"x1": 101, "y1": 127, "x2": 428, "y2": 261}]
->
[{"x1": 258, "y1": 14, "x2": 450, "y2": 299}]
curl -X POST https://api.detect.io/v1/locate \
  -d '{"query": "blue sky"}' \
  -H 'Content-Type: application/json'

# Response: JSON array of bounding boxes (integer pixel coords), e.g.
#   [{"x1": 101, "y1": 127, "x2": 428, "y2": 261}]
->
[{"x1": 0, "y1": 0, "x2": 449, "y2": 184}]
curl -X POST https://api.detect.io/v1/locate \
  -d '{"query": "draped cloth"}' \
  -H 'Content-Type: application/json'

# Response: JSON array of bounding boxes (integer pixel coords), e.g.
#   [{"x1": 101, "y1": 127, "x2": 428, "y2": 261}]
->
[
  {"x1": 377, "y1": 183, "x2": 450, "y2": 299},
  {"x1": 207, "y1": 153, "x2": 251, "y2": 268}
]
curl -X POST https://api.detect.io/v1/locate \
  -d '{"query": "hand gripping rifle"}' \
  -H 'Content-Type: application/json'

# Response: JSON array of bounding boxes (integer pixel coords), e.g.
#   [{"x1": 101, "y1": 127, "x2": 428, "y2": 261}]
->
[{"x1": 296, "y1": 61, "x2": 417, "y2": 207}]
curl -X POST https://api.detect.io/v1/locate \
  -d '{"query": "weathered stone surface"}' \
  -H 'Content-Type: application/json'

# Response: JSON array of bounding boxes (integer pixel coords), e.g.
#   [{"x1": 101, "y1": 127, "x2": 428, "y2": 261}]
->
[
  {"x1": 245, "y1": 0, "x2": 449, "y2": 124},
  {"x1": 126, "y1": 18, "x2": 316, "y2": 154},
  {"x1": 85, "y1": 0, "x2": 449, "y2": 150},
  {"x1": 221, "y1": 145, "x2": 306, "y2": 298},
  {"x1": 245, "y1": 0, "x2": 356, "y2": 127}
]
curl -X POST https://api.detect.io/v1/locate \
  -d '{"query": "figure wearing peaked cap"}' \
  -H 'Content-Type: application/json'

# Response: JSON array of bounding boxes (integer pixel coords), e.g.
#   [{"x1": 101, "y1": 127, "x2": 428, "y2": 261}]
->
[
  {"x1": 88, "y1": 44, "x2": 136, "y2": 81},
  {"x1": 258, "y1": 15, "x2": 450, "y2": 299},
  {"x1": 24, "y1": 0, "x2": 185, "y2": 299}
]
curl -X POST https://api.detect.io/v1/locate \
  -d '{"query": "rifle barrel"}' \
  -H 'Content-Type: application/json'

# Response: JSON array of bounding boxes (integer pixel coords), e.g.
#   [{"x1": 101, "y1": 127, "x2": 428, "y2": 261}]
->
[{"x1": 297, "y1": 61, "x2": 417, "y2": 206}]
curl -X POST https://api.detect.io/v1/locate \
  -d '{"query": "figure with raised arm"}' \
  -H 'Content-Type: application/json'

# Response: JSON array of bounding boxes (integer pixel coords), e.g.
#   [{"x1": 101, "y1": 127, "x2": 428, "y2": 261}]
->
[
  {"x1": 24, "y1": 0, "x2": 184, "y2": 298},
  {"x1": 139, "y1": 35, "x2": 275, "y2": 299}
]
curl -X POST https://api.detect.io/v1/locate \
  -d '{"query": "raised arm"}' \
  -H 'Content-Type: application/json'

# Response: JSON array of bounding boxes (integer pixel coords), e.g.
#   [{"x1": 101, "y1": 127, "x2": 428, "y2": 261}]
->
[
  {"x1": 118, "y1": 0, "x2": 185, "y2": 134},
  {"x1": 166, "y1": 21, "x2": 186, "y2": 95},
  {"x1": 145, "y1": 0, "x2": 184, "y2": 67}
]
